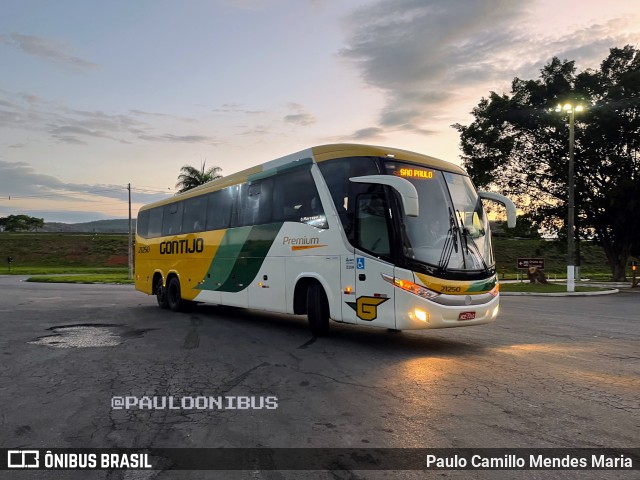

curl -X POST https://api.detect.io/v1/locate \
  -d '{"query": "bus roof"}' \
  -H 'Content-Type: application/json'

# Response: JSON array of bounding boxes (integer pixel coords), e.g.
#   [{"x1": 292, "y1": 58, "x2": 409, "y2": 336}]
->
[{"x1": 140, "y1": 143, "x2": 466, "y2": 211}]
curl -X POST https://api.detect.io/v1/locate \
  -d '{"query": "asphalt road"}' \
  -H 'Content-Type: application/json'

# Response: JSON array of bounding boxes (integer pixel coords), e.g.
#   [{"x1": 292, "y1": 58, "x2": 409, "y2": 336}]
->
[{"x1": 0, "y1": 276, "x2": 638, "y2": 480}]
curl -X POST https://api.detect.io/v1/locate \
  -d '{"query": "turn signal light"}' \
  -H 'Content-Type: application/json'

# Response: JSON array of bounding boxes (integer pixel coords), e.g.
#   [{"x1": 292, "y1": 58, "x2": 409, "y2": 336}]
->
[{"x1": 381, "y1": 274, "x2": 439, "y2": 299}]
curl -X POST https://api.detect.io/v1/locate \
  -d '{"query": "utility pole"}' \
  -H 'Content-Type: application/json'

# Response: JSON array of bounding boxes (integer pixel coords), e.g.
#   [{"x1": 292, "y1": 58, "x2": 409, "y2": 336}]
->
[
  {"x1": 567, "y1": 108, "x2": 575, "y2": 292},
  {"x1": 554, "y1": 103, "x2": 583, "y2": 292},
  {"x1": 128, "y1": 183, "x2": 133, "y2": 280}
]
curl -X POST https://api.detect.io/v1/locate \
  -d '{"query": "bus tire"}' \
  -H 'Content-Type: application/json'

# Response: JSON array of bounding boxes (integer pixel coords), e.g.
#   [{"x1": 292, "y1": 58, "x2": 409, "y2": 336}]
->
[
  {"x1": 155, "y1": 276, "x2": 169, "y2": 309},
  {"x1": 167, "y1": 277, "x2": 185, "y2": 312},
  {"x1": 307, "y1": 282, "x2": 330, "y2": 337}
]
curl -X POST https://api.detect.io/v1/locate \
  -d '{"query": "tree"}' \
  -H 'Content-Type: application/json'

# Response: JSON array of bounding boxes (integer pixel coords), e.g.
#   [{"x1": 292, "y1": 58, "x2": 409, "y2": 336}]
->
[
  {"x1": 175, "y1": 161, "x2": 223, "y2": 193},
  {"x1": 0, "y1": 215, "x2": 45, "y2": 232},
  {"x1": 454, "y1": 45, "x2": 640, "y2": 281},
  {"x1": 491, "y1": 214, "x2": 541, "y2": 239}
]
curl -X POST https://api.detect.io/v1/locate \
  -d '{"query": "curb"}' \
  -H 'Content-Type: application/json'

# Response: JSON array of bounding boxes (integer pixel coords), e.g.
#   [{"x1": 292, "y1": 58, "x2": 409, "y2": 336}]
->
[{"x1": 502, "y1": 289, "x2": 619, "y2": 297}]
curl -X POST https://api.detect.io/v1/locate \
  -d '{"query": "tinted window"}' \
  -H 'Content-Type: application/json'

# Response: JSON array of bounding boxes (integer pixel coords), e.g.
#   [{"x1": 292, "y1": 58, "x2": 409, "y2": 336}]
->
[
  {"x1": 318, "y1": 157, "x2": 379, "y2": 242},
  {"x1": 273, "y1": 166, "x2": 326, "y2": 228},
  {"x1": 137, "y1": 210, "x2": 150, "y2": 238},
  {"x1": 207, "y1": 187, "x2": 235, "y2": 230},
  {"x1": 162, "y1": 202, "x2": 183, "y2": 236},
  {"x1": 356, "y1": 193, "x2": 391, "y2": 258},
  {"x1": 236, "y1": 178, "x2": 275, "y2": 227},
  {"x1": 148, "y1": 207, "x2": 163, "y2": 238},
  {"x1": 182, "y1": 195, "x2": 207, "y2": 233}
]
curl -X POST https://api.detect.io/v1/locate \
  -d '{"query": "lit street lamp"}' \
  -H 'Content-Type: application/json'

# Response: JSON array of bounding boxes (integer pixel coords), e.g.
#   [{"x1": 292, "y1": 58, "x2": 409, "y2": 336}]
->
[{"x1": 555, "y1": 103, "x2": 583, "y2": 292}]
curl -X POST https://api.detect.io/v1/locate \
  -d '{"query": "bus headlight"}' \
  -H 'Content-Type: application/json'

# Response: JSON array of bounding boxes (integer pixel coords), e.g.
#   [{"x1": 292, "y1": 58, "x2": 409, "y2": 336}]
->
[{"x1": 381, "y1": 274, "x2": 440, "y2": 300}]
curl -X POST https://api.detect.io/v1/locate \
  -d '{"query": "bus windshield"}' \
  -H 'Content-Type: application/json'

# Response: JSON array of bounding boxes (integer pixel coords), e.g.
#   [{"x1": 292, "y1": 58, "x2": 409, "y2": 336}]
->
[{"x1": 385, "y1": 161, "x2": 494, "y2": 273}]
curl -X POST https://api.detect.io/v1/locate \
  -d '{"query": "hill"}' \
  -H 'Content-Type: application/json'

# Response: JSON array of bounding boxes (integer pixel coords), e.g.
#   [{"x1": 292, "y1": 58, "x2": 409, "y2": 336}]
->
[{"x1": 42, "y1": 219, "x2": 135, "y2": 233}]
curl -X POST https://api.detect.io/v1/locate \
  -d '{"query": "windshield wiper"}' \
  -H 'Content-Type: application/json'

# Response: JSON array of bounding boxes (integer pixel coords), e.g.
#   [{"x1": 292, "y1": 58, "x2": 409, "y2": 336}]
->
[
  {"x1": 456, "y1": 209, "x2": 490, "y2": 274},
  {"x1": 437, "y1": 208, "x2": 458, "y2": 273}
]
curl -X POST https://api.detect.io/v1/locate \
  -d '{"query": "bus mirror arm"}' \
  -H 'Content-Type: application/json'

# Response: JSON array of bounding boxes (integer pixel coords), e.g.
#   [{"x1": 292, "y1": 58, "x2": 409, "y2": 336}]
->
[
  {"x1": 478, "y1": 191, "x2": 517, "y2": 228},
  {"x1": 349, "y1": 175, "x2": 419, "y2": 217}
]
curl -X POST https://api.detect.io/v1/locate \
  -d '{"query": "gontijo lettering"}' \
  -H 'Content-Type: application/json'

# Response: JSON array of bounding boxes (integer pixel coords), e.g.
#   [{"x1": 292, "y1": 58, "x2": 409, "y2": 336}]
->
[{"x1": 159, "y1": 238, "x2": 204, "y2": 255}]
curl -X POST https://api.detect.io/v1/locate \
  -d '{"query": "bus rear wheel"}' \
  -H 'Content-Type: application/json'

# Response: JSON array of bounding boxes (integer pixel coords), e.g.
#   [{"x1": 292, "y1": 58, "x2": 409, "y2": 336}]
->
[
  {"x1": 155, "y1": 276, "x2": 168, "y2": 309},
  {"x1": 167, "y1": 277, "x2": 185, "y2": 312},
  {"x1": 307, "y1": 283, "x2": 330, "y2": 337}
]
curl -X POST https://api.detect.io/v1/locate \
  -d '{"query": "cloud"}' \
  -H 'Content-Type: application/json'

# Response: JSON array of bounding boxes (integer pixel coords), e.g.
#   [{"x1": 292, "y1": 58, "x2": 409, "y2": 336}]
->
[
  {"x1": 137, "y1": 133, "x2": 218, "y2": 144},
  {"x1": 0, "y1": 160, "x2": 170, "y2": 205},
  {"x1": 348, "y1": 127, "x2": 385, "y2": 140},
  {"x1": 341, "y1": 0, "x2": 526, "y2": 131},
  {"x1": 212, "y1": 103, "x2": 265, "y2": 115},
  {"x1": 340, "y1": 0, "x2": 639, "y2": 135},
  {"x1": 0, "y1": 33, "x2": 97, "y2": 71},
  {"x1": 284, "y1": 103, "x2": 317, "y2": 126},
  {"x1": 236, "y1": 125, "x2": 271, "y2": 136},
  {"x1": 0, "y1": 89, "x2": 214, "y2": 145},
  {"x1": 129, "y1": 109, "x2": 197, "y2": 123}
]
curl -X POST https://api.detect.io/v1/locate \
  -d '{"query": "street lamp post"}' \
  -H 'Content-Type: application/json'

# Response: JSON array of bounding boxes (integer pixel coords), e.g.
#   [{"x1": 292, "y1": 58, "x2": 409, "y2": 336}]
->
[{"x1": 555, "y1": 103, "x2": 583, "y2": 292}]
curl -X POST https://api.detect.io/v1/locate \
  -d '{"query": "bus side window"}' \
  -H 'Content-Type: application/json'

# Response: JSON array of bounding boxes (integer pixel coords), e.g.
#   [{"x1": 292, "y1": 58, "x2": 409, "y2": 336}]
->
[
  {"x1": 237, "y1": 183, "x2": 260, "y2": 226},
  {"x1": 355, "y1": 193, "x2": 391, "y2": 258},
  {"x1": 257, "y1": 178, "x2": 273, "y2": 225},
  {"x1": 182, "y1": 195, "x2": 207, "y2": 233},
  {"x1": 235, "y1": 179, "x2": 274, "y2": 226},
  {"x1": 162, "y1": 202, "x2": 183, "y2": 236},
  {"x1": 273, "y1": 167, "x2": 326, "y2": 227},
  {"x1": 137, "y1": 210, "x2": 150, "y2": 238},
  {"x1": 207, "y1": 187, "x2": 234, "y2": 231},
  {"x1": 148, "y1": 207, "x2": 163, "y2": 238},
  {"x1": 318, "y1": 157, "x2": 379, "y2": 242}
]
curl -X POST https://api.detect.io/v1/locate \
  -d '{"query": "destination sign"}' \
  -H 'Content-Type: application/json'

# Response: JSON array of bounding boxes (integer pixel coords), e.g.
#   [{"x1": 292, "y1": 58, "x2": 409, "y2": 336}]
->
[{"x1": 398, "y1": 168, "x2": 434, "y2": 179}]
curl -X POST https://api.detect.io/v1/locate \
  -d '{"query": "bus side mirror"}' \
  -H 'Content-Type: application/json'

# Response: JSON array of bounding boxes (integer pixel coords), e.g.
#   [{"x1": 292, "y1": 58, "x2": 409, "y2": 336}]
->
[
  {"x1": 478, "y1": 191, "x2": 517, "y2": 228},
  {"x1": 349, "y1": 175, "x2": 419, "y2": 217}
]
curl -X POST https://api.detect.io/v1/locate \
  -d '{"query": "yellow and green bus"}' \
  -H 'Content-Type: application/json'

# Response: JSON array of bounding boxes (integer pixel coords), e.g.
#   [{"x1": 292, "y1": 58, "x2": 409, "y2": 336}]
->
[{"x1": 135, "y1": 144, "x2": 515, "y2": 335}]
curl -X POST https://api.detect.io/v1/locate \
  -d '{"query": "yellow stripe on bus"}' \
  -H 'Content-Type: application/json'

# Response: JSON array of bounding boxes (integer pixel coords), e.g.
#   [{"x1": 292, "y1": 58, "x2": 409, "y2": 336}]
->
[
  {"x1": 291, "y1": 244, "x2": 328, "y2": 251},
  {"x1": 414, "y1": 272, "x2": 497, "y2": 295}
]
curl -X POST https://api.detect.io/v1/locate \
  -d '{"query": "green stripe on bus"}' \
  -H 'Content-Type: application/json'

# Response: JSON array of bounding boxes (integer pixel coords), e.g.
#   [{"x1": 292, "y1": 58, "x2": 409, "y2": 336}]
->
[
  {"x1": 466, "y1": 276, "x2": 497, "y2": 293},
  {"x1": 218, "y1": 223, "x2": 283, "y2": 292},
  {"x1": 197, "y1": 227, "x2": 252, "y2": 291},
  {"x1": 197, "y1": 223, "x2": 283, "y2": 293}
]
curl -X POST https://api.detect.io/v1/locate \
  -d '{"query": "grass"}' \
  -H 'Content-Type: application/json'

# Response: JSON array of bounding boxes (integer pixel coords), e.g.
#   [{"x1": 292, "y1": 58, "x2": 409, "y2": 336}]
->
[
  {"x1": 493, "y1": 238, "x2": 613, "y2": 277},
  {"x1": 0, "y1": 232, "x2": 635, "y2": 284},
  {"x1": 4, "y1": 266, "x2": 128, "y2": 275},
  {"x1": 0, "y1": 232, "x2": 129, "y2": 271},
  {"x1": 499, "y1": 283, "x2": 611, "y2": 293},
  {"x1": 26, "y1": 273, "x2": 134, "y2": 284}
]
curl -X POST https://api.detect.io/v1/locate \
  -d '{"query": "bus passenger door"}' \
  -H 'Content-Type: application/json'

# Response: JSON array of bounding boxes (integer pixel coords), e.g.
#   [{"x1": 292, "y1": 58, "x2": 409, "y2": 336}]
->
[{"x1": 352, "y1": 193, "x2": 396, "y2": 329}]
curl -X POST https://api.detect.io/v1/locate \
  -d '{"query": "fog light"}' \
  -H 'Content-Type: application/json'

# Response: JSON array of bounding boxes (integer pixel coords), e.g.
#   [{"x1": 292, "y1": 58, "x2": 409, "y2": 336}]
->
[{"x1": 414, "y1": 308, "x2": 429, "y2": 322}]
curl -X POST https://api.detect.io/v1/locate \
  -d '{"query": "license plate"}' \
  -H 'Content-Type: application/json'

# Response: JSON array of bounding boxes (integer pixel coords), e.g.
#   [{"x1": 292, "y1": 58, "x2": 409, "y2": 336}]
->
[{"x1": 459, "y1": 311, "x2": 476, "y2": 321}]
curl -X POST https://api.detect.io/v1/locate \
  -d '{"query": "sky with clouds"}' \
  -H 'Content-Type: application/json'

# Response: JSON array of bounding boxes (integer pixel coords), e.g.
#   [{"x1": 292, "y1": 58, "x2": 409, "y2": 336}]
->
[{"x1": 0, "y1": 0, "x2": 638, "y2": 222}]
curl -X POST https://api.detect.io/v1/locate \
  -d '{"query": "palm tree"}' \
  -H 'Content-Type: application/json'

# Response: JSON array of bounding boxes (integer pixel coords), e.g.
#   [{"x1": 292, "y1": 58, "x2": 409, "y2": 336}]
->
[{"x1": 175, "y1": 161, "x2": 223, "y2": 193}]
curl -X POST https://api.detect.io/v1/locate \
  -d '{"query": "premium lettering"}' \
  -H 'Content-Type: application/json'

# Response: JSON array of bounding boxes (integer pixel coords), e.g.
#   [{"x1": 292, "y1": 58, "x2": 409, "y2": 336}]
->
[{"x1": 282, "y1": 236, "x2": 319, "y2": 246}]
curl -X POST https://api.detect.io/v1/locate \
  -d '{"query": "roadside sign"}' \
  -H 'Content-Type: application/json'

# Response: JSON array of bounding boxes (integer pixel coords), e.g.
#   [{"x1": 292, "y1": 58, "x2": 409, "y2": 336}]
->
[{"x1": 517, "y1": 258, "x2": 545, "y2": 269}]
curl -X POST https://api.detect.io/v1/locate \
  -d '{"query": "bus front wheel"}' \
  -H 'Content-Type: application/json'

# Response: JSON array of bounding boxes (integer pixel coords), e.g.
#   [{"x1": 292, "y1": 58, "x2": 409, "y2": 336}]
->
[
  {"x1": 307, "y1": 283, "x2": 330, "y2": 337},
  {"x1": 155, "y1": 276, "x2": 168, "y2": 309}
]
